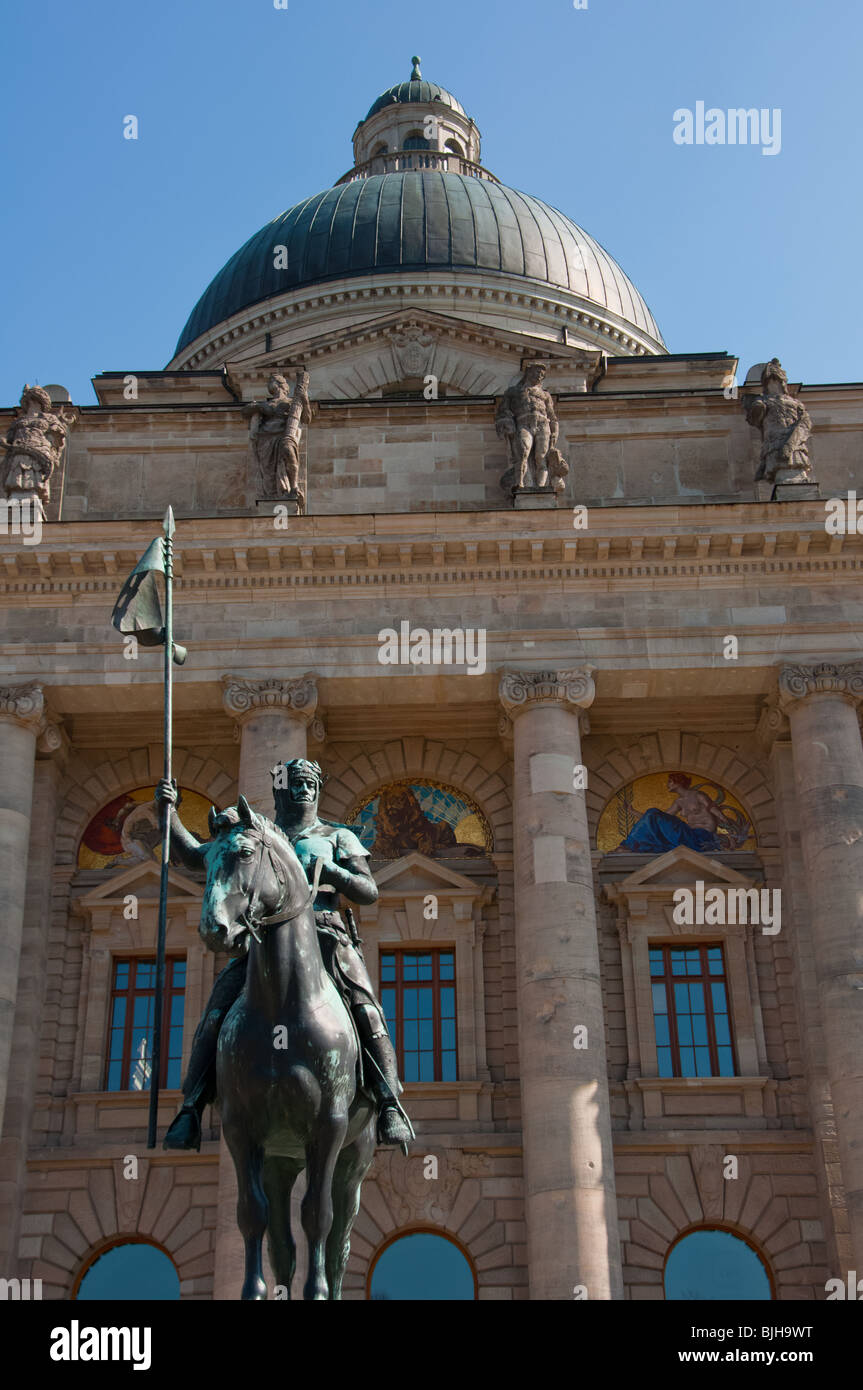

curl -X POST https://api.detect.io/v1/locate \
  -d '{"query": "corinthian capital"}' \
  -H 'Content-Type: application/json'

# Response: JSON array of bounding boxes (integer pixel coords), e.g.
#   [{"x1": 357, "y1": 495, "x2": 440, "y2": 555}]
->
[
  {"x1": 777, "y1": 662, "x2": 863, "y2": 710},
  {"x1": 221, "y1": 674, "x2": 320, "y2": 725},
  {"x1": 0, "y1": 681, "x2": 45, "y2": 731},
  {"x1": 498, "y1": 668, "x2": 595, "y2": 720}
]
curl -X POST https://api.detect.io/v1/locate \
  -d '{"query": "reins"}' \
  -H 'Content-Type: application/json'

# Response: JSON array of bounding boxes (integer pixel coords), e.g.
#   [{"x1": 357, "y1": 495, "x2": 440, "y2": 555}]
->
[{"x1": 240, "y1": 823, "x2": 324, "y2": 943}]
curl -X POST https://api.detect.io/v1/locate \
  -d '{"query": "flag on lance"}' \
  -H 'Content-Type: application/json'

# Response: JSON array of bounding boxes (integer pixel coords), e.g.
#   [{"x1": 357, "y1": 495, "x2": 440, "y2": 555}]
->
[
  {"x1": 110, "y1": 507, "x2": 185, "y2": 1148},
  {"x1": 111, "y1": 531, "x2": 187, "y2": 664}
]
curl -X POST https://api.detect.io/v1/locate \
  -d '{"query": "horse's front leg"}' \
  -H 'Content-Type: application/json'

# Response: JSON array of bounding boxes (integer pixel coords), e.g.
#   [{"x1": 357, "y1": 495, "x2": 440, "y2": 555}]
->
[
  {"x1": 302, "y1": 1115, "x2": 347, "y2": 1301},
  {"x1": 225, "y1": 1127, "x2": 268, "y2": 1301}
]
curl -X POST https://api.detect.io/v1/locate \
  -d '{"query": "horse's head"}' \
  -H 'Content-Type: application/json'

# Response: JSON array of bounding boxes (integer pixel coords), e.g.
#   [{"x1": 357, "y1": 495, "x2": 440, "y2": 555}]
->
[{"x1": 199, "y1": 795, "x2": 308, "y2": 956}]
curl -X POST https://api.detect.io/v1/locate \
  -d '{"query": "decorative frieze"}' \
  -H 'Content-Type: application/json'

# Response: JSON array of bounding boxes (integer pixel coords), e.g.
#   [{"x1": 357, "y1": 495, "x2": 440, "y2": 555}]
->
[{"x1": 1, "y1": 514, "x2": 859, "y2": 594}]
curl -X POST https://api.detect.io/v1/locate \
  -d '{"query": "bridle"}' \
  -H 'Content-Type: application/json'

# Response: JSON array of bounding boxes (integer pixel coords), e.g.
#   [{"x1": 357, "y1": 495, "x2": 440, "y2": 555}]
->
[{"x1": 237, "y1": 822, "x2": 324, "y2": 944}]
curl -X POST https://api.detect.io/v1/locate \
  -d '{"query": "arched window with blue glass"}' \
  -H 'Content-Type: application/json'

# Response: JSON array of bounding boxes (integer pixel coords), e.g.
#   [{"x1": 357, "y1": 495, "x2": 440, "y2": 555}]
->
[
  {"x1": 74, "y1": 1239, "x2": 181, "y2": 1300},
  {"x1": 664, "y1": 1228, "x2": 773, "y2": 1300},
  {"x1": 368, "y1": 1231, "x2": 476, "y2": 1300}
]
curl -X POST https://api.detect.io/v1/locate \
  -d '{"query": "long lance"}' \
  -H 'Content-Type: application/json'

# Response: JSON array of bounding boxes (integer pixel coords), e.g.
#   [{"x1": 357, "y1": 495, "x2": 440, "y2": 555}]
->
[{"x1": 147, "y1": 505, "x2": 176, "y2": 1149}]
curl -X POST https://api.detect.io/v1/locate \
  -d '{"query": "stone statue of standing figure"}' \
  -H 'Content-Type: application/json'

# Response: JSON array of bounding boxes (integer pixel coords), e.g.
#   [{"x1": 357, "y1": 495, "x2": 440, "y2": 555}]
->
[
  {"x1": 2, "y1": 384, "x2": 76, "y2": 517},
  {"x1": 744, "y1": 358, "x2": 812, "y2": 486},
  {"x1": 245, "y1": 370, "x2": 312, "y2": 510},
  {"x1": 496, "y1": 362, "x2": 569, "y2": 494}
]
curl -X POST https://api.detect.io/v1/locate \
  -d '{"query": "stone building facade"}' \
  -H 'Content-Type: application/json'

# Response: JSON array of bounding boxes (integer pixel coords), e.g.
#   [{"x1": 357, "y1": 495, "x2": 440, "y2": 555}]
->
[{"x1": 0, "y1": 61, "x2": 861, "y2": 1301}]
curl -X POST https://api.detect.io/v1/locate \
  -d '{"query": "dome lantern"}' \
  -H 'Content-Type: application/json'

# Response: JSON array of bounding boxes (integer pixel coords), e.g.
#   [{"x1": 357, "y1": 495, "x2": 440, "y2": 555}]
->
[{"x1": 351, "y1": 56, "x2": 482, "y2": 172}]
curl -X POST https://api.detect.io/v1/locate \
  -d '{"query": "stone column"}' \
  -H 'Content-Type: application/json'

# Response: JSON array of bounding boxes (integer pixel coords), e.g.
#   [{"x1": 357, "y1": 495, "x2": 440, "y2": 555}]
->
[
  {"x1": 213, "y1": 673, "x2": 322, "y2": 1299},
  {"x1": 0, "y1": 725, "x2": 64, "y2": 1276},
  {"x1": 778, "y1": 662, "x2": 863, "y2": 1273},
  {"x1": 757, "y1": 701, "x2": 848, "y2": 1275},
  {"x1": 221, "y1": 674, "x2": 324, "y2": 811},
  {"x1": 0, "y1": 684, "x2": 47, "y2": 1142},
  {"x1": 499, "y1": 669, "x2": 623, "y2": 1300}
]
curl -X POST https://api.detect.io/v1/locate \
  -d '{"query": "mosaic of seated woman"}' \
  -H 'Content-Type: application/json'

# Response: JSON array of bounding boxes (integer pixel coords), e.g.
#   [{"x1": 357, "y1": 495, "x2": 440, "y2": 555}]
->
[{"x1": 610, "y1": 773, "x2": 750, "y2": 854}]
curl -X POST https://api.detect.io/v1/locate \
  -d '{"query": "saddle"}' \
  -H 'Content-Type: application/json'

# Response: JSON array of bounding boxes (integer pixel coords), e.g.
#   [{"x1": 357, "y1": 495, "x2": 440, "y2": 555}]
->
[{"x1": 315, "y1": 921, "x2": 369, "y2": 1095}]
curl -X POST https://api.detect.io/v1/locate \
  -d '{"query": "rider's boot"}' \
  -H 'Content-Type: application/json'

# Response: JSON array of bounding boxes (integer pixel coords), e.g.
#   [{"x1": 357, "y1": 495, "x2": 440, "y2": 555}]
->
[
  {"x1": 162, "y1": 1094, "x2": 206, "y2": 1152},
  {"x1": 162, "y1": 1036, "x2": 218, "y2": 1152},
  {"x1": 362, "y1": 1029, "x2": 415, "y2": 1157},
  {"x1": 163, "y1": 959, "x2": 246, "y2": 1152}
]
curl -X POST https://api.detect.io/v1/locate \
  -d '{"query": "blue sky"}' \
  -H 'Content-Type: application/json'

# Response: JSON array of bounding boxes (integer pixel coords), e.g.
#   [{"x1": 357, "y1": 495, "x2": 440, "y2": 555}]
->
[{"x1": 2, "y1": 0, "x2": 860, "y2": 404}]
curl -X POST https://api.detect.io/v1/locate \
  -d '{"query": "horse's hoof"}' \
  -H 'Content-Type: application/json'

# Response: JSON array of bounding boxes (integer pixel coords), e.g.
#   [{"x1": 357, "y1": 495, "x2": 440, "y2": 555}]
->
[{"x1": 241, "y1": 1278, "x2": 268, "y2": 1300}]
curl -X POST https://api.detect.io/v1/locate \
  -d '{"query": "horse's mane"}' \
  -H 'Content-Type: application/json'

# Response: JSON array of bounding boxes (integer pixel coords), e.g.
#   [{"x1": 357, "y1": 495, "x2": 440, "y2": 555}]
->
[
  {"x1": 213, "y1": 806, "x2": 358, "y2": 862},
  {"x1": 212, "y1": 806, "x2": 292, "y2": 855}
]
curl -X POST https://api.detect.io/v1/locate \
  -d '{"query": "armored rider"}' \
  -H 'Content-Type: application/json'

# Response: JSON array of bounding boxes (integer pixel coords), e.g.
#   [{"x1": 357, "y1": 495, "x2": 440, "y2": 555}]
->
[{"x1": 155, "y1": 758, "x2": 414, "y2": 1154}]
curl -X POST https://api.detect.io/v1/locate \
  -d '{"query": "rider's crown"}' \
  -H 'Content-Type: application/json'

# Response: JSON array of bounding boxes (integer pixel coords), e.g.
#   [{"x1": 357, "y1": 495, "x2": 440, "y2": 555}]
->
[{"x1": 271, "y1": 757, "x2": 325, "y2": 792}]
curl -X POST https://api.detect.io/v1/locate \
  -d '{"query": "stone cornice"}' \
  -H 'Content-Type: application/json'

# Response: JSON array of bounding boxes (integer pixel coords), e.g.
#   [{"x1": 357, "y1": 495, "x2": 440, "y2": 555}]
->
[
  {"x1": 168, "y1": 275, "x2": 662, "y2": 372},
  {"x1": 221, "y1": 673, "x2": 319, "y2": 725},
  {"x1": 777, "y1": 661, "x2": 863, "y2": 710},
  {"x1": 0, "y1": 507, "x2": 858, "y2": 596}
]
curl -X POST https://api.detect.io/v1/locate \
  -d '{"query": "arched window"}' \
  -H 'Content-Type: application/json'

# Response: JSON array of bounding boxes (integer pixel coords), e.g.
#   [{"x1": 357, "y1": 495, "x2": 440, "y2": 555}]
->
[
  {"x1": 664, "y1": 1228, "x2": 773, "y2": 1300},
  {"x1": 444, "y1": 138, "x2": 465, "y2": 158},
  {"x1": 371, "y1": 142, "x2": 387, "y2": 158},
  {"x1": 368, "y1": 1231, "x2": 476, "y2": 1300},
  {"x1": 597, "y1": 771, "x2": 755, "y2": 855},
  {"x1": 402, "y1": 131, "x2": 431, "y2": 151},
  {"x1": 74, "y1": 1239, "x2": 181, "y2": 1300}
]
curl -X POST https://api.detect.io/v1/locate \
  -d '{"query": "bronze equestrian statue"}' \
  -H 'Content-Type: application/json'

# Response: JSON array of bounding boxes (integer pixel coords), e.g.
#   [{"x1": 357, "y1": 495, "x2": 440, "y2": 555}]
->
[
  {"x1": 155, "y1": 759, "x2": 413, "y2": 1299},
  {"x1": 156, "y1": 759, "x2": 413, "y2": 1156}
]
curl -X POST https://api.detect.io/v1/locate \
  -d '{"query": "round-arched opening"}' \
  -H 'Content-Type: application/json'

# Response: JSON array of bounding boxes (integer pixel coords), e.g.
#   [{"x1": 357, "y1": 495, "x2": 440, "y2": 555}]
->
[
  {"x1": 73, "y1": 1238, "x2": 181, "y2": 1300},
  {"x1": 664, "y1": 1227, "x2": 773, "y2": 1300},
  {"x1": 596, "y1": 769, "x2": 757, "y2": 855},
  {"x1": 403, "y1": 132, "x2": 432, "y2": 150},
  {"x1": 367, "y1": 1230, "x2": 477, "y2": 1300}
]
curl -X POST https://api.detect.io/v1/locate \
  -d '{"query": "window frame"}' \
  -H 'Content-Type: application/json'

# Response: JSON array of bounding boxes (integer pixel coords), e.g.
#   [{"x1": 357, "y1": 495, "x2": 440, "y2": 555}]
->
[
  {"x1": 380, "y1": 946, "x2": 458, "y2": 1083},
  {"x1": 348, "y1": 851, "x2": 494, "y2": 1096},
  {"x1": 104, "y1": 954, "x2": 187, "y2": 1092},
  {"x1": 649, "y1": 942, "x2": 738, "y2": 1079}
]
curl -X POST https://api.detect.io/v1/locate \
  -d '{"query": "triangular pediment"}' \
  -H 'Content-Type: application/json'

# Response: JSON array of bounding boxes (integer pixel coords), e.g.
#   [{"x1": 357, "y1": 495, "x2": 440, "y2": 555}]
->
[
  {"x1": 78, "y1": 858, "x2": 203, "y2": 907},
  {"x1": 226, "y1": 309, "x2": 603, "y2": 400},
  {"x1": 373, "y1": 852, "x2": 480, "y2": 896},
  {"x1": 611, "y1": 846, "x2": 757, "y2": 895}
]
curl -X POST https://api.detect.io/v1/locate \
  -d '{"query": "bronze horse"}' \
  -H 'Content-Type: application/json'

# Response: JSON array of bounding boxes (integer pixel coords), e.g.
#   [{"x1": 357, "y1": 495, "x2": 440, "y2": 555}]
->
[{"x1": 200, "y1": 796, "x2": 376, "y2": 1300}]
